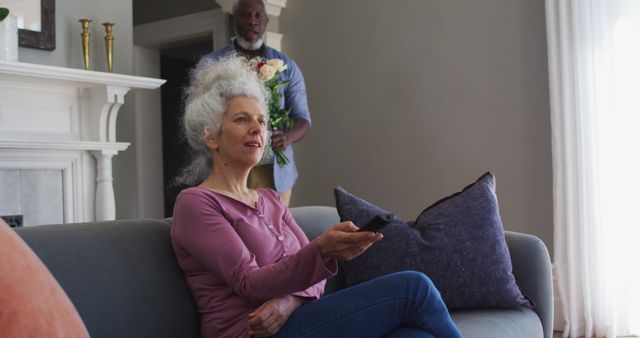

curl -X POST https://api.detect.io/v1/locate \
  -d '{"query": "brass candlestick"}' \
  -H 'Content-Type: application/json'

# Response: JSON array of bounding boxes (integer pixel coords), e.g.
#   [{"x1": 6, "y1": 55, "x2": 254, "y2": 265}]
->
[
  {"x1": 79, "y1": 19, "x2": 91, "y2": 70},
  {"x1": 102, "y1": 22, "x2": 114, "y2": 73}
]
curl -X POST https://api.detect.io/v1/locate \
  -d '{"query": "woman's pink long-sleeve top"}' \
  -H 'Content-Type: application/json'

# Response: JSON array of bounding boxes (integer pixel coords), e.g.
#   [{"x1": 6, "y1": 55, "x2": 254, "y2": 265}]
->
[{"x1": 171, "y1": 187, "x2": 337, "y2": 338}]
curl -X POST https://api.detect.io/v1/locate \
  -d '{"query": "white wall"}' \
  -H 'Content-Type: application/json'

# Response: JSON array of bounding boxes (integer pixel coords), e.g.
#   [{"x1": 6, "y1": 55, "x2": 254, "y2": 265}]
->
[{"x1": 281, "y1": 0, "x2": 554, "y2": 254}]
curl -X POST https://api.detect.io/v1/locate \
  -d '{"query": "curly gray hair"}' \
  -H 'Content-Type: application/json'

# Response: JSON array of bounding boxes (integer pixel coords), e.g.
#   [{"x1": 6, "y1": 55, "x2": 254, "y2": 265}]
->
[{"x1": 177, "y1": 54, "x2": 268, "y2": 186}]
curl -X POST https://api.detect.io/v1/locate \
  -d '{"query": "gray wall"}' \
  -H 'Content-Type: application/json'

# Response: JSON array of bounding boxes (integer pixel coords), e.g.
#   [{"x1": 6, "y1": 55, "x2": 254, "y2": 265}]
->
[
  {"x1": 281, "y1": 0, "x2": 554, "y2": 254},
  {"x1": 133, "y1": 0, "x2": 218, "y2": 25},
  {"x1": 19, "y1": 0, "x2": 133, "y2": 73},
  {"x1": 132, "y1": 1, "x2": 278, "y2": 33}
]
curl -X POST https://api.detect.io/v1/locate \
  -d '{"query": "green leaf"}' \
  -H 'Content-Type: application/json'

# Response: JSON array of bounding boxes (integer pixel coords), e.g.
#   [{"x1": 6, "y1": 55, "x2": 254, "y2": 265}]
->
[
  {"x1": 273, "y1": 80, "x2": 290, "y2": 91},
  {"x1": 0, "y1": 8, "x2": 9, "y2": 22}
]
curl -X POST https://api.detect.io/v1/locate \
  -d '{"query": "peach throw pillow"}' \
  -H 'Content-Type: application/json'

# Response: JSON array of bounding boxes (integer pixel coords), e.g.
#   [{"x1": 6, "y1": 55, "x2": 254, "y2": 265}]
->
[{"x1": 0, "y1": 220, "x2": 89, "y2": 338}]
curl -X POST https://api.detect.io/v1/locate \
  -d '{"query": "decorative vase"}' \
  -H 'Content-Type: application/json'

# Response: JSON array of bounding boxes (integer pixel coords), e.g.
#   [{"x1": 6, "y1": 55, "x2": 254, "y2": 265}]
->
[{"x1": 0, "y1": 15, "x2": 18, "y2": 61}]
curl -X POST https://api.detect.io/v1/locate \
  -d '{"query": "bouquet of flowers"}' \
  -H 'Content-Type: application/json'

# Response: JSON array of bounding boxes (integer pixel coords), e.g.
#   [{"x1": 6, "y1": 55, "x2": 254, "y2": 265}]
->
[{"x1": 248, "y1": 57, "x2": 292, "y2": 167}]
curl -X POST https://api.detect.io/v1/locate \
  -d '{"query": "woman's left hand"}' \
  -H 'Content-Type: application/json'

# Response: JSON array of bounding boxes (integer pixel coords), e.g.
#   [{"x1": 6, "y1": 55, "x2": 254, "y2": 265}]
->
[{"x1": 248, "y1": 295, "x2": 305, "y2": 336}]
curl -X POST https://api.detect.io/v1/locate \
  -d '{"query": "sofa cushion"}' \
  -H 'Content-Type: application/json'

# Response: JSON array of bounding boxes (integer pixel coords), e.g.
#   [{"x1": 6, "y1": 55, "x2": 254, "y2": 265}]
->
[
  {"x1": 0, "y1": 220, "x2": 89, "y2": 338},
  {"x1": 335, "y1": 172, "x2": 532, "y2": 310}
]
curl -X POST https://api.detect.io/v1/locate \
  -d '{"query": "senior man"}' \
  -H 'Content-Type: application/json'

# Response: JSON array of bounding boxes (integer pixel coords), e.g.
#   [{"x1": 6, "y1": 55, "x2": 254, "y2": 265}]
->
[{"x1": 201, "y1": 0, "x2": 311, "y2": 206}]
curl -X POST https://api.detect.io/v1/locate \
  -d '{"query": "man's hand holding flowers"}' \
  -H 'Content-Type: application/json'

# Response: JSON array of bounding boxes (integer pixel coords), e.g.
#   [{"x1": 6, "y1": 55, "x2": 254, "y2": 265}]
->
[{"x1": 270, "y1": 130, "x2": 290, "y2": 152}]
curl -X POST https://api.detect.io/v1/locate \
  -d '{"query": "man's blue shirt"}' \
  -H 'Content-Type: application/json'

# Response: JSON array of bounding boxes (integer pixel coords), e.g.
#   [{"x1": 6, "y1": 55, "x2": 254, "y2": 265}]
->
[{"x1": 202, "y1": 43, "x2": 311, "y2": 193}]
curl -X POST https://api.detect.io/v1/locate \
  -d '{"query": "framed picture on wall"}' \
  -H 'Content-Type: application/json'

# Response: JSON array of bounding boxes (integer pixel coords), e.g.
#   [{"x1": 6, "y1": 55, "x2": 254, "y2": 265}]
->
[{"x1": 2, "y1": 0, "x2": 56, "y2": 50}]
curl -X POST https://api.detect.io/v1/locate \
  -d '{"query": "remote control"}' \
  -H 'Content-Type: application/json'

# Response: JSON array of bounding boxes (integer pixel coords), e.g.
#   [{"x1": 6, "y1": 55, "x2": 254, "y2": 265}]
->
[{"x1": 357, "y1": 213, "x2": 395, "y2": 232}]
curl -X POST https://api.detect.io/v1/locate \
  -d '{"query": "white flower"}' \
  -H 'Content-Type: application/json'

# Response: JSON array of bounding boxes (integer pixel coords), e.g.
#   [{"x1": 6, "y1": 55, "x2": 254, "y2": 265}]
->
[
  {"x1": 259, "y1": 64, "x2": 277, "y2": 81},
  {"x1": 266, "y1": 59, "x2": 288, "y2": 73}
]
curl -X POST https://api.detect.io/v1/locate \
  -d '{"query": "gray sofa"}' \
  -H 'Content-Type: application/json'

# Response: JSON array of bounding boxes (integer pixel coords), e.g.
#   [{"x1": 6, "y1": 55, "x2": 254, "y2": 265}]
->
[{"x1": 15, "y1": 206, "x2": 552, "y2": 338}]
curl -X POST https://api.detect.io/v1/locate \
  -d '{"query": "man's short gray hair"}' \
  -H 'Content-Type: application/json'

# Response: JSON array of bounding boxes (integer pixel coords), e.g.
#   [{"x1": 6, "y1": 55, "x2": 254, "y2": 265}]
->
[
  {"x1": 231, "y1": 0, "x2": 267, "y2": 15},
  {"x1": 177, "y1": 54, "x2": 268, "y2": 186}
]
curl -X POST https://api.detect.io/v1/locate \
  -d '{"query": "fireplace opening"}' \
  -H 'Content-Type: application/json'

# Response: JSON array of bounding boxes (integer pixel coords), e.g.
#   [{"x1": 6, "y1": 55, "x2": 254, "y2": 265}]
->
[{"x1": 1, "y1": 215, "x2": 23, "y2": 228}]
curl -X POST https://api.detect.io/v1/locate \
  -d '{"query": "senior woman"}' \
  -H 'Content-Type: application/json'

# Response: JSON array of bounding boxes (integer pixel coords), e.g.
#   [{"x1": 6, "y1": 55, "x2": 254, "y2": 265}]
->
[{"x1": 171, "y1": 55, "x2": 463, "y2": 338}]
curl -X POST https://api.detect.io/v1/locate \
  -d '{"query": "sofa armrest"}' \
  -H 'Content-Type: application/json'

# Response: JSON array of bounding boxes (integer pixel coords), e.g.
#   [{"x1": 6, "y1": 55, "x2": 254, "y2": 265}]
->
[
  {"x1": 505, "y1": 230, "x2": 553, "y2": 338},
  {"x1": 289, "y1": 206, "x2": 346, "y2": 293},
  {"x1": 290, "y1": 206, "x2": 339, "y2": 240}
]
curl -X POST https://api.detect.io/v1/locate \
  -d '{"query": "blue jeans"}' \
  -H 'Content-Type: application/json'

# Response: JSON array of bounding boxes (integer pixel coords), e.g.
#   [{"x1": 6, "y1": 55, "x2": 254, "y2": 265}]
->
[{"x1": 272, "y1": 271, "x2": 463, "y2": 338}]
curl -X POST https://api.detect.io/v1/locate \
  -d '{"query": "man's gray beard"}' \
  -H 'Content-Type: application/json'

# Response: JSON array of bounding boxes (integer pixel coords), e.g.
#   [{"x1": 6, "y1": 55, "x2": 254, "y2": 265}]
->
[{"x1": 236, "y1": 36, "x2": 264, "y2": 51}]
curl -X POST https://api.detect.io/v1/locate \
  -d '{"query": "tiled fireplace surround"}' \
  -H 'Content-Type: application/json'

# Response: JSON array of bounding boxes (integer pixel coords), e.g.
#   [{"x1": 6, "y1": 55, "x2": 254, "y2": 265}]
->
[{"x1": 0, "y1": 60, "x2": 164, "y2": 226}]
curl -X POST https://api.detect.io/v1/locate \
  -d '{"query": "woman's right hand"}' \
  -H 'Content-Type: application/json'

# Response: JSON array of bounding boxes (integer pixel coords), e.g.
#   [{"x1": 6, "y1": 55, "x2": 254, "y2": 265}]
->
[
  {"x1": 248, "y1": 295, "x2": 305, "y2": 337},
  {"x1": 315, "y1": 221, "x2": 383, "y2": 261}
]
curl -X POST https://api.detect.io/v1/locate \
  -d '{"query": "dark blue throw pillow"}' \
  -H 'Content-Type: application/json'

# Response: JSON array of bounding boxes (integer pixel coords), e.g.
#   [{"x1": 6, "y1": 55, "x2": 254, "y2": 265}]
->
[{"x1": 335, "y1": 172, "x2": 532, "y2": 310}]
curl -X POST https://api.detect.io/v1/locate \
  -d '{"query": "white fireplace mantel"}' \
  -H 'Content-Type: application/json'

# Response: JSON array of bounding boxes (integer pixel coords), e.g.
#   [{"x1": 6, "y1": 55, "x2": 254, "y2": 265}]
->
[{"x1": 0, "y1": 60, "x2": 165, "y2": 223}]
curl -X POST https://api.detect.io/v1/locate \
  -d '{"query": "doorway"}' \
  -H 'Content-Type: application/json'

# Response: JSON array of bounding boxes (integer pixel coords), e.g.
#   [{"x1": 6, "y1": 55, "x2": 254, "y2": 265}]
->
[
  {"x1": 160, "y1": 40, "x2": 213, "y2": 217},
  {"x1": 132, "y1": 9, "x2": 228, "y2": 218}
]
